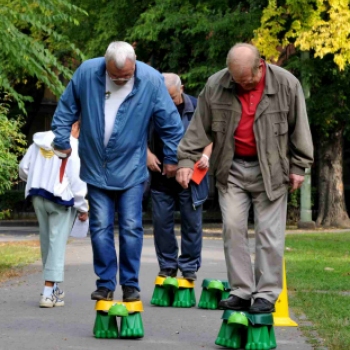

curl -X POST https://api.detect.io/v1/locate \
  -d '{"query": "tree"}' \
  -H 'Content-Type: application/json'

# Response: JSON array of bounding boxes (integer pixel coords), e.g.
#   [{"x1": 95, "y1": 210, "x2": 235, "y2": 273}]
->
[
  {"x1": 0, "y1": 0, "x2": 86, "y2": 110},
  {"x1": 0, "y1": 102, "x2": 26, "y2": 218},
  {"x1": 128, "y1": 0, "x2": 266, "y2": 94},
  {"x1": 0, "y1": 0, "x2": 86, "y2": 217},
  {"x1": 66, "y1": 0, "x2": 155, "y2": 58},
  {"x1": 254, "y1": 0, "x2": 350, "y2": 227}
]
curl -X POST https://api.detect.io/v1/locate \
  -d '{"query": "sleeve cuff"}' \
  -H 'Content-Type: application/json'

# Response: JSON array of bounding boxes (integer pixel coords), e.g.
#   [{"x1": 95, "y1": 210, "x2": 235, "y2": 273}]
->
[
  {"x1": 290, "y1": 164, "x2": 305, "y2": 176},
  {"x1": 178, "y1": 158, "x2": 196, "y2": 169}
]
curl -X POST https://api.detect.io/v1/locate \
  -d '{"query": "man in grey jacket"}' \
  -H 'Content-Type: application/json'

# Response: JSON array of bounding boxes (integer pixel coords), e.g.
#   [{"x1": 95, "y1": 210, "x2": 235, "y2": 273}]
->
[{"x1": 176, "y1": 43, "x2": 313, "y2": 313}]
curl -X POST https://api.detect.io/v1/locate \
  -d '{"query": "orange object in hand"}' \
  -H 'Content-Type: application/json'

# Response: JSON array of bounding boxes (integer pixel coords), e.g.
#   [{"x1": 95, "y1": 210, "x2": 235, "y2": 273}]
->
[{"x1": 191, "y1": 161, "x2": 208, "y2": 185}]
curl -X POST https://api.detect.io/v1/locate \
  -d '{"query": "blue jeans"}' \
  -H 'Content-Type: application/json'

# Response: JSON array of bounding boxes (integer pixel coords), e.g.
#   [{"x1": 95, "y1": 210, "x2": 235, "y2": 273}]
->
[
  {"x1": 87, "y1": 183, "x2": 144, "y2": 291},
  {"x1": 151, "y1": 188, "x2": 203, "y2": 272}
]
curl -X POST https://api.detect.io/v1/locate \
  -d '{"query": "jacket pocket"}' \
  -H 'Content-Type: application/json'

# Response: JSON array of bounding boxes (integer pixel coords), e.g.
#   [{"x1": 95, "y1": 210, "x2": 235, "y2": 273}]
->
[
  {"x1": 212, "y1": 121, "x2": 226, "y2": 132},
  {"x1": 273, "y1": 121, "x2": 288, "y2": 136}
]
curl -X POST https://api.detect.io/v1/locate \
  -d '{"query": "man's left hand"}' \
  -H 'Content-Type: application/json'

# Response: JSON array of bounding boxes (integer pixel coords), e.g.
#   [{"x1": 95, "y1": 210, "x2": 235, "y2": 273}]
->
[
  {"x1": 289, "y1": 174, "x2": 305, "y2": 193},
  {"x1": 163, "y1": 164, "x2": 178, "y2": 178}
]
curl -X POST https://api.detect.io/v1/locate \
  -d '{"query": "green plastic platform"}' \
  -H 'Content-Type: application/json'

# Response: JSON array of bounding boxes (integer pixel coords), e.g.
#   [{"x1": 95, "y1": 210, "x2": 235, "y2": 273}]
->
[
  {"x1": 151, "y1": 276, "x2": 196, "y2": 308},
  {"x1": 198, "y1": 278, "x2": 231, "y2": 310},
  {"x1": 215, "y1": 310, "x2": 277, "y2": 350},
  {"x1": 93, "y1": 301, "x2": 144, "y2": 339}
]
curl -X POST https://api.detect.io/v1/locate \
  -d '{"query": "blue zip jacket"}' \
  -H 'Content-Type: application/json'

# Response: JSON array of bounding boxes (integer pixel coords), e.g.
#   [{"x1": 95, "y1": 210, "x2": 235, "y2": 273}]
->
[{"x1": 51, "y1": 58, "x2": 183, "y2": 190}]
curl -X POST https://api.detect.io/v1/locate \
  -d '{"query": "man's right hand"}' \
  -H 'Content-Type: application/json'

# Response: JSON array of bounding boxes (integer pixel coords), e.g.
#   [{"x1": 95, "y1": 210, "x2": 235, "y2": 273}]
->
[
  {"x1": 176, "y1": 167, "x2": 193, "y2": 189},
  {"x1": 53, "y1": 147, "x2": 72, "y2": 159},
  {"x1": 147, "y1": 149, "x2": 161, "y2": 173}
]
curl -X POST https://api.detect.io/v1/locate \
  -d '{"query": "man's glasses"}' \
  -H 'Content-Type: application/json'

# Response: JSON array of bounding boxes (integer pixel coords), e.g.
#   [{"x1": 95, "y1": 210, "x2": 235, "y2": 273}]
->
[{"x1": 107, "y1": 72, "x2": 134, "y2": 82}]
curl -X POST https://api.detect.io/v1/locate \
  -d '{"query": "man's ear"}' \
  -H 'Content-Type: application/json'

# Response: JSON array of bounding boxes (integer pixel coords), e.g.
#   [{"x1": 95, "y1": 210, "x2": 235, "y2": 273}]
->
[{"x1": 180, "y1": 85, "x2": 184, "y2": 93}]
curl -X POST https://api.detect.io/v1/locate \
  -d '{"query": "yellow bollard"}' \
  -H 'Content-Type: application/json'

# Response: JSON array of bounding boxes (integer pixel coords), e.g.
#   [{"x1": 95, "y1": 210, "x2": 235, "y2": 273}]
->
[{"x1": 273, "y1": 259, "x2": 298, "y2": 327}]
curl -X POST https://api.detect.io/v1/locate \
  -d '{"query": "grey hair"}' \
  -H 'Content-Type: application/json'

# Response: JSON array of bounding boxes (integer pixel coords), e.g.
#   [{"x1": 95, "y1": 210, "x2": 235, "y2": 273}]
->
[
  {"x1": 226, "y1": 43, "x2": 261, "y2": 76},
  {"x1": 162, "y1": 73, "x2": 182, "y2": 90},
  {"x1": 105, "y1": 41, "x2": 136, "y2": 68}
]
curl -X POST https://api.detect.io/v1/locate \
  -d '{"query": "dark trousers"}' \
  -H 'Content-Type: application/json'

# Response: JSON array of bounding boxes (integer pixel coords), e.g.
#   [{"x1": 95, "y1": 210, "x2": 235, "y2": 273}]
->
[{"x1": 151, "y1": 188, "x2": 203, "y2": 272}]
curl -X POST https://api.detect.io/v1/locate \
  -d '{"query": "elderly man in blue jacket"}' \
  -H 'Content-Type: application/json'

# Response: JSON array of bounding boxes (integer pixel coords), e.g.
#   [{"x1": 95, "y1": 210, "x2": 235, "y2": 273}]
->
[{"x1": 51, "y1": 41, "x2": 183, "y2": 302}]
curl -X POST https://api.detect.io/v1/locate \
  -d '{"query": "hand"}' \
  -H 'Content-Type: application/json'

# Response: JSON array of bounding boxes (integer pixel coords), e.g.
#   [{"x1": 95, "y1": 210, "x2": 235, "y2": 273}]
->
[
  {"x1": 197, "y1": 154, "x2": 209, "y2": 169},
  {"x1": 163, "y1": 164, "x2": 178, "y2": 178},
  {"x1": 53, "y1": 147, "x2": 72, "y2": 159},
  {"x1": 289, "y1": 174, "x2": 305, "y2": 193},
  {"x1": 78, "y1": 212, "x2": 89, "y2": 222},
  {"x1": 176, "y1": 167, "x2": 194, "y2": 189},
  {"x1": 147, "y1": 150, "x2": 161, "y2": 173}
]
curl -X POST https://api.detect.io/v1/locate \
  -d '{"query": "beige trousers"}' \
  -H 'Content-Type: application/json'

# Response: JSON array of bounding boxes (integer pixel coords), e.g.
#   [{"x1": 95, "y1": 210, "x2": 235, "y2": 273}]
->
[{"x1": 218, "y1": 158, "x2": 287, "y2": 303}]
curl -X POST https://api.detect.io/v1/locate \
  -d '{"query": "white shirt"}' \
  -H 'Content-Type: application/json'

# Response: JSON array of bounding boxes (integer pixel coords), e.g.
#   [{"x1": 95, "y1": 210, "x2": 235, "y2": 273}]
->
[{"x1": 104, "y1": 74, "x2": 134, "y2": 146}]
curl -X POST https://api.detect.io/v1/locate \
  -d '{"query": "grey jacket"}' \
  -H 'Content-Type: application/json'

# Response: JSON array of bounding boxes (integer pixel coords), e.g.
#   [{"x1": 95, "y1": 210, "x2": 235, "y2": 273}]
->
[{"x1": 178, "y1": 62, "x2": 314, "y2": 201}]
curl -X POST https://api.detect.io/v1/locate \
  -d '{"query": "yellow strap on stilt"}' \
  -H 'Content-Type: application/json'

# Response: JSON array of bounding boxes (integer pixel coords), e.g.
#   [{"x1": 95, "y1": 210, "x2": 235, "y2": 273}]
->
[
  {"x1": 273, "y1": 258, "x2": 298, "y2": 327},
  {"x1": 95, "y1": 300, "x2": 144, "y2": 313}
]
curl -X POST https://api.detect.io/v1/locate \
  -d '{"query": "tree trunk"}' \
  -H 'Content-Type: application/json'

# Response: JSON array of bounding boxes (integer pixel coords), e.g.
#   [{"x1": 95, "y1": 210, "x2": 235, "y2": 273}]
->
[{"x1": 316, "y1": 127, "x2": 350, "y2": 228}]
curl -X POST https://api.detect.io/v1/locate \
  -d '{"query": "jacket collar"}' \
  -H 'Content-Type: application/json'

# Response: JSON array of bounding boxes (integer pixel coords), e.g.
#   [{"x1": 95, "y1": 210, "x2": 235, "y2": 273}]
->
[
  {"x1": 97, "y1": 58, "x2": 141, "y2": 87},
  {"x1": 218, "y1": 61, "x2": 278, "y2": 95},
  {"x1": 182, "y1": 93, "x2": 195, "y2": 116}
]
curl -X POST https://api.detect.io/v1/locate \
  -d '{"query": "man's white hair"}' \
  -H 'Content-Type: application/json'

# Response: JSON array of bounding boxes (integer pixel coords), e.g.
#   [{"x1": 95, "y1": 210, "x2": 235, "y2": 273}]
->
[
  {"x1": 162, "y1": 73, "x2": 182, "y2": 90},
  {"x1": 105, "y1": 41, "x2": 136, "y2": 68}
]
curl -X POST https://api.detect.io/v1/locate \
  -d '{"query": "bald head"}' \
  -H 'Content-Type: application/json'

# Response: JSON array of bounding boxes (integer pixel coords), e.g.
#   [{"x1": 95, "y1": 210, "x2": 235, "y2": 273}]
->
[
  {"x1": 226, "y1": 43, "x2": 263, "y2": 91},
  {"x1": 226, "y1": 43, "x2": 261, "y2": 72},
  {"x1": 162, "y1": 73, "x2": 183, "y2": 105}
]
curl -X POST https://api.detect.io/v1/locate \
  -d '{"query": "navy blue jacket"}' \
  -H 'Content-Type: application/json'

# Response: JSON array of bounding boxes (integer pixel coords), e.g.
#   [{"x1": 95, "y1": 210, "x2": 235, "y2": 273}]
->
[{"x1": 149, "y1": 93, "x2": 208, "y2": 207}]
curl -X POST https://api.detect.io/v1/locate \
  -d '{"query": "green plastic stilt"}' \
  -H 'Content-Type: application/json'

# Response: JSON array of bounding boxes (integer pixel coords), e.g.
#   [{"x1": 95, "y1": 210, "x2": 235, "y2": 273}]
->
[
  {"x1": 172, "y1": 288, "x2": 196, "y2": 308},
  {"x1": 198, "y1": 288, "x2": 220, "y2": 309},
  {"x1": 199, "y1": 278, "x2": 231, "y2": 310},
  {"x1": 215, "y1": 311, "x2": 277, "y2": 350},
  {"x1": 151, "y1": 284, "x2": 172, "y2": 306},
  {"x1": 245, "y1": 325, "x2": 271, "y2": 350},
  {"x1": 119, "y1": 312, "x2": 144, "y2": 338},
  {"x1": 215, "y1": 320, "x2": 247, "y2": 349},
  {"x1": 93, "y1": 311, "x2": 118, "y2": 339}
]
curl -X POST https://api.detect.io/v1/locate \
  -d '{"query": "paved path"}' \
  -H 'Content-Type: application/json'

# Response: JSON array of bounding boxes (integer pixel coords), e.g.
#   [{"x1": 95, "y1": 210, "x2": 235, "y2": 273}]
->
[{"x1": 0, "y1": 235, "x2": 313, "y2": 350}]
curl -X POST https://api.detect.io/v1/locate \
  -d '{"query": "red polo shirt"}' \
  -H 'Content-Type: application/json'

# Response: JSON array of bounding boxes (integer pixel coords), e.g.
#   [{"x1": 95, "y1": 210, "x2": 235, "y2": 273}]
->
[{"x1": 234, "y1": 61, "x2": 266, "y2": 157}]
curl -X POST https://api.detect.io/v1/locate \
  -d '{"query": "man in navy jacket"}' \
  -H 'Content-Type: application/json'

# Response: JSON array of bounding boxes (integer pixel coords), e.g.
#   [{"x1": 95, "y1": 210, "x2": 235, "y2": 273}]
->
[
  {"x1": 51, "y1": 42, "x2": 183, "y2": 302},
  {"x1": 147, "y1": 73, "x2": 212, "y2": 281}
]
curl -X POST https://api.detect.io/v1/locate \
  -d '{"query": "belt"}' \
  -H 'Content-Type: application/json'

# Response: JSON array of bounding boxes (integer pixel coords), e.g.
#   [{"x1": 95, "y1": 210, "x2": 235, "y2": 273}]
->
[{"x1": 234, "y1": 154, "x2": 258, "y2": 162}]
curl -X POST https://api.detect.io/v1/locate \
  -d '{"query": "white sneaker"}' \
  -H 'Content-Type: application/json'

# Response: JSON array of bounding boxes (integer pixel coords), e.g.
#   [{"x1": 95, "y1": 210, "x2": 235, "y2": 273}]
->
[
  {"x1": 40, "y1": 294, "x2": 64, "y2": 308},
  {"x1": 53, "y1": 284, "x2": 65, "y2": 299}
]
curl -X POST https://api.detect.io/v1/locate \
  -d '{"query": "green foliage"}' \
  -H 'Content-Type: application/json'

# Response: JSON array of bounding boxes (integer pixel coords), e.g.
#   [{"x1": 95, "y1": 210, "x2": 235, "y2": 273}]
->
[
  {"x1": 283, "y1": 53, "x2": 350, "y2": 138},
  {"x1": 64, "y1": 1, "x2": 266, "y2": 94},
  {"x1": 67, "y1": 0, "x2": 154, "y2": 58},
  {"x1": 254, "y1": 1, "x2": 350, "y2": 137},
  {"x1": 0, "y1": 103, "x2": 26, "y2": 219},
  {"x1": 0, "y1": 0, "x2": 87, "y2": 110},
  {"x1": 128, "y1": 0, "x2": 266, "y2": 94},
  {"x1": 254, "y1": 0, "x2": 350, "y2": 70}
]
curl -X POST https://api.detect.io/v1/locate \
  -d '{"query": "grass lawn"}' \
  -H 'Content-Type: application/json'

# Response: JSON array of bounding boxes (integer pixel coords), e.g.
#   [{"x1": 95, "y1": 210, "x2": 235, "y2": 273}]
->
[
  {"x1": 0, "y1": 240, "x2": 41, "y2": 283},
  {"x1": 285, "y1": 232, "x2": 350, "y2": 350}
]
